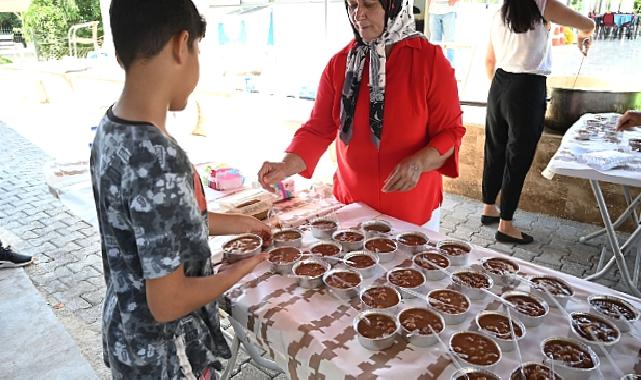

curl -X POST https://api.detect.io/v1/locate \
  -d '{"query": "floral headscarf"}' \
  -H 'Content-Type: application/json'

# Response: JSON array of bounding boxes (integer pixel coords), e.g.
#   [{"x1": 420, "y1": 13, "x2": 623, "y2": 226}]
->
[{"x1": 339, "y1": 0, "x2": 423, "y2": 148}]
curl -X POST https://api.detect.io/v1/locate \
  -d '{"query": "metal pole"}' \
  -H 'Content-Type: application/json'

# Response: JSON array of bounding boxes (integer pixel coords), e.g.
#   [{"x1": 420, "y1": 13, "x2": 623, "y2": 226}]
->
[
  {"x1": 588, "y1": 180, "x2": 641, "y2": 297},
  {"x1": 219, "y1": 336, "x2": 241, "y2": 380},
  {"x1": 623, "y1": 186, "x2": 640, "y2": 225},
  {"x1": 229, "y1": 318, "x2": 283, "y2": 372},
  {"x1": 324, "y1": 0, "x2": 329, "y2": 39},
  {"x1": 424, "y1": 1, "x2": 430, "y2": 38},
  {"x1": 579, "y1": 188, "x2": 641, "y2": 243},
  {"x1": 99, "y1": 0, "x2": 113, "y2": 55}
]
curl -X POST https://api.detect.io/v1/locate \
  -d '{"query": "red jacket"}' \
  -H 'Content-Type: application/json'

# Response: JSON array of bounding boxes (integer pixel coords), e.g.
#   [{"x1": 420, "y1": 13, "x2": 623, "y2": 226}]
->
[{"x1": 287, "y1": 37, "x2": 465, "y2": 225}]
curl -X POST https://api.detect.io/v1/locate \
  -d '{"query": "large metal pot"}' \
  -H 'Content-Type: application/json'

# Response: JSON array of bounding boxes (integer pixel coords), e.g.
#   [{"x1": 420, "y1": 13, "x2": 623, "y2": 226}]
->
[{"x1": 545, "y1": 76, "x2": 641, "y2": 133}]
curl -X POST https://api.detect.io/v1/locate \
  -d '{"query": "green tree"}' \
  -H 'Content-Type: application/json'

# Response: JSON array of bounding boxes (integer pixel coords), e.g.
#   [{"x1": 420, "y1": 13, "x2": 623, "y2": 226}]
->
[
  {"x1": 634, "y1": 0, "x2": 641, "y2": 13},
  {"x1": 23, "y1": 0, "x2": 101, "y2": 60},
  {"x1": 23, "y1": 0, "x2": 68, "y2": 59},
  {"x1": 0, "y1": 13, "x2": 21, "y2": 31}
]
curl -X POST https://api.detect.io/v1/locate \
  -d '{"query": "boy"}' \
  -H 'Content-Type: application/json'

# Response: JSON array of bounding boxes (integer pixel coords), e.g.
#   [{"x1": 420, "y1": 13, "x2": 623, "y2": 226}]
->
[{"x1": 91, "y1": 1, "x2": 270, "y2": 378}]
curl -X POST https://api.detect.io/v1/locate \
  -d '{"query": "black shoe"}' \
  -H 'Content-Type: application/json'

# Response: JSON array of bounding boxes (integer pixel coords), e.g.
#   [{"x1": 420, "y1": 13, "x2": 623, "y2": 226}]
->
[
  {"x1": 0, "y1": 242, "x2": 33, "y2": 268},
  {"x1": 495, "y1": 231, "x2": 534, "y2": 245},
  {"x1": 481, "y1": 215, "x2": 500, "y2": 225}
]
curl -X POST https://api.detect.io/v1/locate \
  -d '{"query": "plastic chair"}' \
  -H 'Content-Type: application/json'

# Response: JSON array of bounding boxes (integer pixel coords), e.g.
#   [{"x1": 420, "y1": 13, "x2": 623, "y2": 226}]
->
[{"x1": 67, "y1": 21, "x2": 99, "y2": 58}]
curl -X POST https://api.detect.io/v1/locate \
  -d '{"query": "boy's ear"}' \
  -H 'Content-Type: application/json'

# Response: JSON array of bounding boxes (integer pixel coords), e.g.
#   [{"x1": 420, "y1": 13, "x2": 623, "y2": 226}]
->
[{"x1": 172, "y1": 30, "x2": 191, "y2": 65}]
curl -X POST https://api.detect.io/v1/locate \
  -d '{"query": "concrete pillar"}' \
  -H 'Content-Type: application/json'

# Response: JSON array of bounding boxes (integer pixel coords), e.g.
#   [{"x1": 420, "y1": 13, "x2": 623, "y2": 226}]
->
[{"x1": 99, "y1": 0, "x2": 113, "y2": 55}]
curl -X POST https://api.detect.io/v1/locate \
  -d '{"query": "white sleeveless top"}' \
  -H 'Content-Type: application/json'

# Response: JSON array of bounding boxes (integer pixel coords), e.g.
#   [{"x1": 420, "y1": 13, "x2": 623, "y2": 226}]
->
[{"x1": 491, "y1": 0, "x2": 552, "y2": 76}]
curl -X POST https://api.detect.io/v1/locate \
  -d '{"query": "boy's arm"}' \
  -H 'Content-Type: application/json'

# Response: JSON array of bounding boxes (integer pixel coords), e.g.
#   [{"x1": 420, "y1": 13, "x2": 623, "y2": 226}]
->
[
  {"x1": 208, "y1": 212, "x2": 271, "y2": 241},
  {"x1": 146, "y1": 253, "x2": 267, "y2": 323}
]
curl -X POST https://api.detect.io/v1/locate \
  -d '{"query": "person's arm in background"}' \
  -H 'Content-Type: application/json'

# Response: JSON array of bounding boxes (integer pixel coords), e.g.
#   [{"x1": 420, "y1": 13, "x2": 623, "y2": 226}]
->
[
  {"x1": 485, "y1": 39, "x2": 496, "y2": 81},
  {"x1": 617, "y1": 111, "x2": 641, "y2": 131},
  {"x1": 544, "y1": 0, "x2": 595, "y2": 55},
  {"x1": 258, "y1": 57, "x2": 338, "y2": 191}
]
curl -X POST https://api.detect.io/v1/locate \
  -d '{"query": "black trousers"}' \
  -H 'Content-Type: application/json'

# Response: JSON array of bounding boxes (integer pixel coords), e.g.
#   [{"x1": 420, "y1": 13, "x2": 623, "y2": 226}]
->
[{"x1": 482, "y1": 69, "x2": 547, "y2": 221}]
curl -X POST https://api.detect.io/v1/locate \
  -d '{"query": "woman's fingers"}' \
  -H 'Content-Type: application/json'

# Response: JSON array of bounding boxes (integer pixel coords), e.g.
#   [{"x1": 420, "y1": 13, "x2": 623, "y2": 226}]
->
[
  {"x1": 257, "y1": 162, "x2": 273, "y2": 190},
  {"x1": 382, "y1": 165, "x2": 400, "y2": 192},
  {"x1": 395, "y1": 178, "x2": 414, "y2": 192},
  {"x1": 384, "y1": 172, "x2": 411, "y2": 192},
  {"x1": 263, "y1": 170, "x2": 285, "y2": 187},
  {"x1": 384, "y1": 164, "x2": 421, "y2": 192},
  {"x1": 383, "y1": 174, "x2": 401, "y2": 192},
  {"x1": 258, "y1": 162, "x2": 286, "y2": 192}
]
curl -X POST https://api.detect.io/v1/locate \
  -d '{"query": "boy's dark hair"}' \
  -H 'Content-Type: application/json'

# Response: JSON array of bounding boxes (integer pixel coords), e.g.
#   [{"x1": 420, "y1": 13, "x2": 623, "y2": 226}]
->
[
  {"x1": 110, "y1": 0, "x2": 206, "y2": 70},
  {"x1": 501, "y1": 0, "x2": 544, "y2": 34}
]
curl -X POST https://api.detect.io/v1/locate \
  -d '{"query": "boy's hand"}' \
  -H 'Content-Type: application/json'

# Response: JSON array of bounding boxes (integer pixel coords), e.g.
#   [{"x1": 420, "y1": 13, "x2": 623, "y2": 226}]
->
[
  {"x1": 218, "y1": 253, "x2": 268, "y2": 276},
  {"x1": 236, "y1": 215, "x2": 272, "y2": 246}
]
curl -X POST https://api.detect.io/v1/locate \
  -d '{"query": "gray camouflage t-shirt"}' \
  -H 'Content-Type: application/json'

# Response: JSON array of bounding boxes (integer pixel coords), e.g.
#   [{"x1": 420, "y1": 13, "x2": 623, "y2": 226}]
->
[{"x1": 90, "y1": 108, "x2": 230, "y2": 379}]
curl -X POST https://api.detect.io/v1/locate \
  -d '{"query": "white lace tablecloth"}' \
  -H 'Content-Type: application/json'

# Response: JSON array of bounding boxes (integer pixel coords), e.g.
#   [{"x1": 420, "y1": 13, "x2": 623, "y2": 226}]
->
[
  {"x1": 543, "y1": 113, "x2": 641, "y2": 187},
  {"x1": 222, "y1": 203, "x2": 641, "y2": 379}
]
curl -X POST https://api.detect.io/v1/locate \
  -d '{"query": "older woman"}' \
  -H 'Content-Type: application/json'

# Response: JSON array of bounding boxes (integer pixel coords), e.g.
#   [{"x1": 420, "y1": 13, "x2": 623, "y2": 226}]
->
[{"x1": 258, "y1": 0, "x2": 465, "y2": 228}]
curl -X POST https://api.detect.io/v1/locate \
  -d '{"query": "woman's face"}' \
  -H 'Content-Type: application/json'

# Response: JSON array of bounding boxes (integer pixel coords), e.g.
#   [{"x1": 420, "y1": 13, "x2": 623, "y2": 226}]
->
[{"x1": 347, "y1": 0, "x2": 386, "y2": 43}]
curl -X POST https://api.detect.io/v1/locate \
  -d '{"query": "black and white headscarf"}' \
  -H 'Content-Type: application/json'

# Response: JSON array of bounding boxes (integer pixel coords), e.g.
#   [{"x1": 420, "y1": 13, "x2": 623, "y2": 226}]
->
[{"x1": 339, "y1": 0, "x2": 422, "y2": 148}]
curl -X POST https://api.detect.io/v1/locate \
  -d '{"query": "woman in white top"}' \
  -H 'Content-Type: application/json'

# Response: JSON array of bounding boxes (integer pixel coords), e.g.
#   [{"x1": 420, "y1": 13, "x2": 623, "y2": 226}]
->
[{"x1": 481, "y1": 0, "x2": 594, "y2": 244}]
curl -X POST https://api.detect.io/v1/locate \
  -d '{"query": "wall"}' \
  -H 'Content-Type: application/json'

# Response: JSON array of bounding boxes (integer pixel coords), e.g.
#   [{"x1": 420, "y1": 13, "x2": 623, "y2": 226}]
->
[{"x1": 446, "y1": 106, "x2": 640, "y2": 230}]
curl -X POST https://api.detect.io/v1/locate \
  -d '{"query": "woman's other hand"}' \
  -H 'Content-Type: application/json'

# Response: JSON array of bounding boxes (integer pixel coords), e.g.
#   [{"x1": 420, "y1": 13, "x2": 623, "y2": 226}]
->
[
  {"x1": 382, "y1": 146, "x2": 454, "y2": 193},
  {"x1": 382, "y1": 156, "x2": 423, "y2": 192},
  {"x1": 617, "y1": 111, "x2": 641, "y2": 131}
]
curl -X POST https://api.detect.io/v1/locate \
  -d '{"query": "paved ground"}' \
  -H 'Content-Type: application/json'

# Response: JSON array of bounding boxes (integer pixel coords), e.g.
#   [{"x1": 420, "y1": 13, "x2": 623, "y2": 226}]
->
[
  {"x1": 0, "y1": 119, "x2": 636, "y2": 379},
  {"x1": 0, "y1": 268, "x2": 96, "y2": 379}
]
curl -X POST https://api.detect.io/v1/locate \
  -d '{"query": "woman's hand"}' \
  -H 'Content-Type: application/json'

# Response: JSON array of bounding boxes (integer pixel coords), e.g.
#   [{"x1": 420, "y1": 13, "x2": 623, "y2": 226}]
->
[
  {"x1": 382, "y1": 146, "x2": 454, "y2": 193},
  {"x1": 257, "y1": 154, "x2": 306, "y2": 192},
  {"x1": 577, "y1": 33, "x2": 592, "y2": 56},
  {"x1": 617, "y1": 111, "x2": 641, "y2": 131},
  {"x1": 258, "y1": 161, "x2": 289, "y2": 191},
  {"x1": 382, "y1": 156, "x2": 423, "y2": 193}
]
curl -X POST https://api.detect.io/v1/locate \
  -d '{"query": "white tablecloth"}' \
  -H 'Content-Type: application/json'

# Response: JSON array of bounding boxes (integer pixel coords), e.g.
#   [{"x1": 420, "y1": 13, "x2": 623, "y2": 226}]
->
[
  {"x1": 542, "y1": 113, "x2": 641, "y2": 187},
  {"x1": 223, "y1": 203, "x2": 641, "y2": 379}
]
